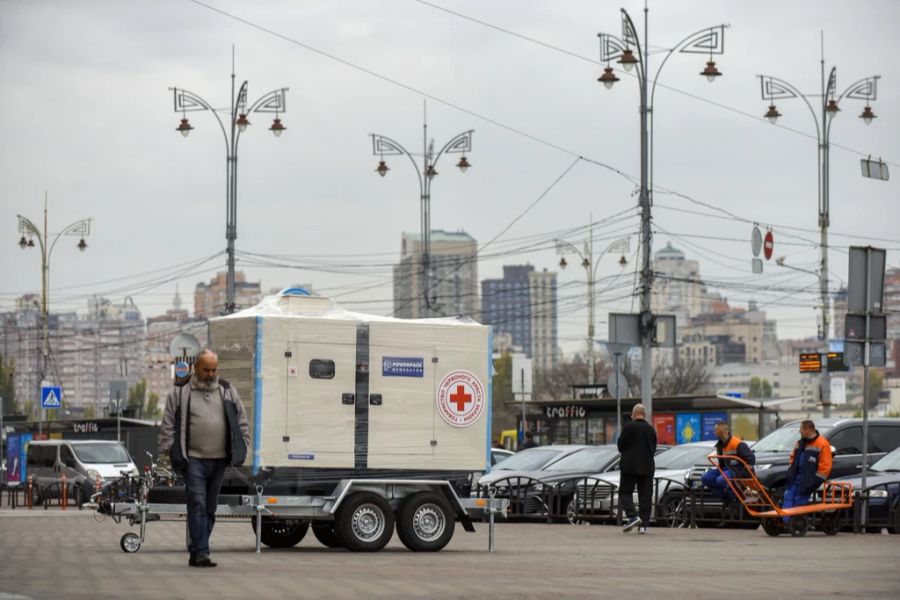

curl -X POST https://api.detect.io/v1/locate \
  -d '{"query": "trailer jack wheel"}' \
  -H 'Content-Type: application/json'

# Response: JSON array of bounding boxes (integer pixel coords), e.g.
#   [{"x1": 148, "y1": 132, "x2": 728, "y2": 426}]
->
[
  {"x1": 120, "y1": 532, "x2": 142, "y2": 553},
  {"x1": 788, "y1": 516, "x2": 808, "y2": 537}
]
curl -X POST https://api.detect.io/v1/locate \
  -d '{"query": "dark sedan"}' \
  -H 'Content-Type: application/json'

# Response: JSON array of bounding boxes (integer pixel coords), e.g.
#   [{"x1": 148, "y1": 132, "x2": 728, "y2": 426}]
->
[{"x1": 832, "y1": 446, "x2": 900, "y2": 534}]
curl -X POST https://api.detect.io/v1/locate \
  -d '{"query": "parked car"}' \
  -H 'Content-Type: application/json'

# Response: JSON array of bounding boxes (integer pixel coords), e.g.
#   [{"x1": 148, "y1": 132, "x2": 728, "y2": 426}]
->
[
  {"x1": 831, "y1": 445, "x2": 900, "y2": 534},
  {"x1": 751, "y1": 418, "x2": 900, "y2": 498},
  {"x1": 491, "y1": 448, "x2": 514, "y2": 466},
  {"x1": 25, "y1": 440, "x2": 138, "y2": 501},
  {"x1": 476, "y1": 445, "x2": 589, "y2": 488},
  {"x1": 570, "y1": 441, "x2": 716, "y2": 524}
]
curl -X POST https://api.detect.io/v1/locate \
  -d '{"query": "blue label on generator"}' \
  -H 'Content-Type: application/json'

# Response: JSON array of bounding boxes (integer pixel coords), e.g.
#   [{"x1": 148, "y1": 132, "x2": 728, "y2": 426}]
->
[
  {"x1": 382, "y1": 357, "x2": 425, "y2": 378},
  {"x1": 288, "y1": 454, "x2": 315, "y2": 461}
]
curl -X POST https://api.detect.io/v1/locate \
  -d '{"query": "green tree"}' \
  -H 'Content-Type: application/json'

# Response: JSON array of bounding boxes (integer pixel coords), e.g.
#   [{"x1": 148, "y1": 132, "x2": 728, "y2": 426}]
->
[
  {"x1": 24, "y1": 399, "x2": 36, "y2": 421},
  {"x1": 83, "y1": 405, "x2": 96, "y2": 419},
  {"x1": 760, "y1": 379, "x2": 773, "y2": 398},
  {"x1": 0, "y1": 354, "x2": 17, "y2": 414},
  {"x1": 748, "y1": 377, "x2": 762, "y2": 398},
  {"x1": 145, "y1": 392, "x2": 162, "y2": 420},
  {"x1": 490, "y1": 352, "x2": 520, "y2": 440},
  {"x1": 128, "y1": 378, "x2": 148, "y2": 417}
]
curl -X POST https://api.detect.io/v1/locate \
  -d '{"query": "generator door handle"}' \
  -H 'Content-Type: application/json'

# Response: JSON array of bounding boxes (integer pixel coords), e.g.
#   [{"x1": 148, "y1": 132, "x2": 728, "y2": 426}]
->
[{"x1": 342, "y1": 393, "x2": 355, "y2": 405}]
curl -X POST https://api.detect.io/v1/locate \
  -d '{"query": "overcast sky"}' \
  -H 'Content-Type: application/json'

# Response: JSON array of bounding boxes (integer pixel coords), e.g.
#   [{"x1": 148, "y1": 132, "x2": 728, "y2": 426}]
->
[{"x1": 2, "y1": 0, "x2": 898, "y2": 356}]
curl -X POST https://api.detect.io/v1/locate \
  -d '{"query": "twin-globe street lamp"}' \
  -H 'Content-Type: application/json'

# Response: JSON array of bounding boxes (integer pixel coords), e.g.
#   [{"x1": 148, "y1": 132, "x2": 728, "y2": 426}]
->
[
  {"x1": 17, "y1": 195, "x2": 92, "y2": 432},
  {"x1": 759, "y1": 63, "x2": 880, "y2": 417},
  {"x1": 171, "y1": 70, "x2": 288, "y2": 314},
  {"x1": 556, "y1": 234, "x2": 629, "y2": 386},
  {"x1": 597, "y1": 7, "x2": 728, "y2": 417},
  {"x1": 370, "y1": 121, "x2": 473, "y2": 315}
]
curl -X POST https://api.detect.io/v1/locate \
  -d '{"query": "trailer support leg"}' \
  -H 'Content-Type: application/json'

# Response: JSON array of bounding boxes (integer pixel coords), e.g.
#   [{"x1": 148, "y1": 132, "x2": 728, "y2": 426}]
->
[
  {"x1": 254, "y1": 486, "x2": 264, "y2": 554},
  {"x1": 488, "y1": 488, "x2": 496, "y2": 553}
]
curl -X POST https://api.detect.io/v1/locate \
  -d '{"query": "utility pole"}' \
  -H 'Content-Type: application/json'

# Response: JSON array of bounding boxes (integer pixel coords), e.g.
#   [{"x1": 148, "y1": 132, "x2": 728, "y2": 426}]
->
[
  {"x1": 758, "y1": 35, "x2": 880, "y2": 417},
  {"x1": 598, "y1": 7, "x2": 727, "y2": 418}
]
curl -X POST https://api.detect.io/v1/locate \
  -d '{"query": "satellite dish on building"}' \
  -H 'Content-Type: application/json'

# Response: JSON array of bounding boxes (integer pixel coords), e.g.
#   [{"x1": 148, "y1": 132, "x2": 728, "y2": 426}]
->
[{"x1": 169, "y1": 333, "x2": 201, "y2": 362}]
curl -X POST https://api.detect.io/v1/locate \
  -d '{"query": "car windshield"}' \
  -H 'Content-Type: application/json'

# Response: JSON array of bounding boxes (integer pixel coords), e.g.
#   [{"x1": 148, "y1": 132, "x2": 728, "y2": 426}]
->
[
  {"x1": 543, "y1": 447, "x2": 619, "y2": 472},
  {"x1": 654, "y1": 445, "x2": 713, "y2": 470},
  {"x1": 72, "y1": 443, "x2": 131, "y2": 464},
  {"x1": 494, "y1": 448, "x2": 563, "y2": 471},
  {"x1": 872, "y1": 447, "x2": 900, "y2": 472},
  {"x1": 753, "y1": 425, "x2": 833, "y2": 453}
]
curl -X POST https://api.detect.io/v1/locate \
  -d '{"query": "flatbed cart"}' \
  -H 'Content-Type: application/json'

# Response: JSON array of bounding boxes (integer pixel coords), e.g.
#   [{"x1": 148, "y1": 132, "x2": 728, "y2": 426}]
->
[
  {"x1": 85, "y1": 462, "x2": 508, "y2": 554},
  {"x1": 707, "y1": 454, "x2": 853, "y2": 537}
]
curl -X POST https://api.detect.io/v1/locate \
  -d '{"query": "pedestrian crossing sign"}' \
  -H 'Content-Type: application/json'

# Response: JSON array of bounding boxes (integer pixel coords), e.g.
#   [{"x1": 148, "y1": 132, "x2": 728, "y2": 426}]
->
[{"x1": 41, "y1": 386, "x2": 62, "y2": 409}]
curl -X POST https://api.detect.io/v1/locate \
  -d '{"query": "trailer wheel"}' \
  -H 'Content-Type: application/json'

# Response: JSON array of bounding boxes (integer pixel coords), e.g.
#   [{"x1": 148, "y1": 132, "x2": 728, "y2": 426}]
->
[
  {"x1": 120, "y1": 532, "x2": 142, "y2": 553},
  {"x1": 397, "y1": 492, "x2": 455, "y2": 552},
  {"x1": 762, "y1": 518, "x2": 782, "y2": 537},
  {"x1": 335, "y1": 493, "x2": 394, "y2": 552},
  {"x1": 788, "y1": 516, "x2": 808, "y2": 537},
  {"x1": 251, "y1": 518, "x2": 309, "y2": 548},
  {"x1": 819, "y1": 512, "x2": 840, "y2": 536},
  {"x1": 312, "y1": 523, "x2": 344, "y2": 548}
]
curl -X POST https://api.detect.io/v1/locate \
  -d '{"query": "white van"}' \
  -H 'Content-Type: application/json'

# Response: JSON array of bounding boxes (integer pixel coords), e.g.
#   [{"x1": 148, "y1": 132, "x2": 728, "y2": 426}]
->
[{"x1": 25, "y1": 440, "x2": 138, "y2": 499}]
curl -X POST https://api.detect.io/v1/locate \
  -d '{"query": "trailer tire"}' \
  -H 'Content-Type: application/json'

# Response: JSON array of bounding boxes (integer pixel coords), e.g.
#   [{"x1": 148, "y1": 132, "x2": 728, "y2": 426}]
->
[
  {"x1": 335, "y1": 492, "x2": 394, "y2": 552},
  {"x1": 251, "y1": 518, "x2": 309, "y2": 548},
  {"x1": 396, "y1": 492, "x2": 455, "y2": 552},
  {"x1": 312, "y1": 523, "x2": 344, "y2": 548}
]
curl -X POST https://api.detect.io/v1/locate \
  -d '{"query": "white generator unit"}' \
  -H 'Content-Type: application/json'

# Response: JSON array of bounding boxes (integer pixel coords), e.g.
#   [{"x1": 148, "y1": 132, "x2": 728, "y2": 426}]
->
[{"x1": 209, "y1": 289, "x2": 493, "y2": 475}]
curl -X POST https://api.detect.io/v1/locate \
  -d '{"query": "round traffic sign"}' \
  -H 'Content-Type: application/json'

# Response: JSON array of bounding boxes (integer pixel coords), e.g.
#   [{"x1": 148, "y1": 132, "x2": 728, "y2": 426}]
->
[
  {"x1": 174, "y1": 361, "x2": 190, "y2": 379},
  {"x1": 751, "y1": 226, "x2": 762, "y2": 257},
  {"x1": 764, "y1": 230, "x2": 774, "y2": 260}
]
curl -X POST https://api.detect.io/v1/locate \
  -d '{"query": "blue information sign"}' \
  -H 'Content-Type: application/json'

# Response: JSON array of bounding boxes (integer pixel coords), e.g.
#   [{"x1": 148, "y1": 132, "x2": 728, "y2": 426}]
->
[
  {"x1": 676, "y1": 413, "x2": 702, "y2": 444},
  {"x1": 701, "y1": 412, "x2": 728, "y2": 441},
  {"x1": 382, "y1": 357, "x2": 425, "y2": 378}
]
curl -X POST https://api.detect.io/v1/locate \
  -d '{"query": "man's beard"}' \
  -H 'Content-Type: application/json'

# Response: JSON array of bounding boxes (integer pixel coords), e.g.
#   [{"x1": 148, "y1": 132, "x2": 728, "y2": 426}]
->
[{"x1": 194, "y1": 376, "x2": 218, "y2": 390}]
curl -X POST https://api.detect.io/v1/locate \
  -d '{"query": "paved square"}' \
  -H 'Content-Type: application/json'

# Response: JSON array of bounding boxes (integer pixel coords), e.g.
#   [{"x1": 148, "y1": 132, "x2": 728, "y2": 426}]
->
[{"x1": 0, "y1": 508, "x2": 897, "y2": 599}]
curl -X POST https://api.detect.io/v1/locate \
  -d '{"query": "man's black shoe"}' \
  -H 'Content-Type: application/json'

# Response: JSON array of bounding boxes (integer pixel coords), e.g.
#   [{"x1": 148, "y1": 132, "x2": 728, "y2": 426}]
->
[{"x1": 189, "y1": 555, "x2": 217, "y2": 568}]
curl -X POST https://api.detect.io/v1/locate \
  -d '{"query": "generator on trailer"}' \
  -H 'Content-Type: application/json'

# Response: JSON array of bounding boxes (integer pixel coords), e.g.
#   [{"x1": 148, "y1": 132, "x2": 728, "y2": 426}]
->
[{"x1": 89, "y1": 290, "x2": 507, "y2": 553}]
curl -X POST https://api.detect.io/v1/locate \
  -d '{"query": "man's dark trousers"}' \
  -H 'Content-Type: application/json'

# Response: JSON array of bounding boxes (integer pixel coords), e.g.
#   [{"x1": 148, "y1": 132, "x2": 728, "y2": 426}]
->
[
  {"x1": 184, "y1": 457, "x2": 227, "y2": 558},
  {"x1": 619, "y1": 473, "x2": 652, "y2": 524}
]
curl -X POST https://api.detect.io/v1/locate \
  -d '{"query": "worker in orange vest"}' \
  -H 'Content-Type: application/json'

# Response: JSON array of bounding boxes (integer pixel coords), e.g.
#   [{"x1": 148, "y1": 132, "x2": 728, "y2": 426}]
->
[
  {"x1": 701, "y1": 421, "x2": 755, "y2": 502},
  {"x1": 782, "y1": 420, "x2": 832, "y2": 522}
]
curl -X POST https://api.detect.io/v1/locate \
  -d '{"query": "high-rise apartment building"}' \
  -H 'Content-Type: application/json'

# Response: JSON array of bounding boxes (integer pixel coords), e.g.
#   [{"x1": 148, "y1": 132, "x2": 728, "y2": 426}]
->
[
  {"x1": 481, "y1": 265, "x2": 558, "y2": 373},
  {"x1": 393, "y1": 230, "x2": 478, "y2": 319},
  {"x1": 194, "y1": 271, "x2": 262, "y2": 318}
]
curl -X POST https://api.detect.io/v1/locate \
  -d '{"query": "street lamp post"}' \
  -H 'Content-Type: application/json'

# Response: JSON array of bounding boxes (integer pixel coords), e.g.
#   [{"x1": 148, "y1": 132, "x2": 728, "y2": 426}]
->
[
  {"x1": 759, "y1": 48, "x2": 880, "y2": 418},
  {"x1": 171, "y1": 61, "x2": 288, "y2": 315},
  {"x1": 597, "y1": 8, "x2": 728, "y2": 417},
  {"x1": 556, "y1": 228, "x2": 629, "y2": 385},
  {"x1": 370, "y1": 112, "x2": 473, "y2": 317},
  {"x1": 18, "y1": 193, "x2": 92, "y2": 434}
]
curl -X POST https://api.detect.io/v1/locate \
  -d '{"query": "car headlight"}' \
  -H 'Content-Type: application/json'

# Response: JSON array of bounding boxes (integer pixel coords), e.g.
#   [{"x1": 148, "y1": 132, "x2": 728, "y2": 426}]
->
[
  {"x1": 754, "y1": 463, "x2": 773, "y2": 471},
  {"x1": 86, "y1": 469, "x2": 101, "y2": 481},
  {"x1": 868, "y1": 490, "x2": 889, "y2": 498}
]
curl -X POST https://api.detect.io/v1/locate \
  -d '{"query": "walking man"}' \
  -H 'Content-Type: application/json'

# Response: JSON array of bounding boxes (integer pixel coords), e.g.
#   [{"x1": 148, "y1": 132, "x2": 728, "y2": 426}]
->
[
  {"x1": 159, "y1": 349, "x2": 251, "y2": 567},
  {"x1": 617, "y1": 404, "x2": 657, "y2": 534}
]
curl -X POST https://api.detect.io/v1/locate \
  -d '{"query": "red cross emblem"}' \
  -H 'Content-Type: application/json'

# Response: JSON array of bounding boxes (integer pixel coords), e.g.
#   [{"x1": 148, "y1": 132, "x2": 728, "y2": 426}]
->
[
  {"x1": 450, "y1": 385, "x2": 472, "y2": 412},
  {"x1": 437, "y1": 370, "x2": 485, "y2": 428}
]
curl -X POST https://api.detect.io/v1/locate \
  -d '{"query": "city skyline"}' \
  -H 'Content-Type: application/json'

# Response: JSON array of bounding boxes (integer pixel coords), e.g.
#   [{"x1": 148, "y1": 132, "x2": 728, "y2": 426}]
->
[{"x1": 2, "y1": 1, "x2": 898, "y2": 360}]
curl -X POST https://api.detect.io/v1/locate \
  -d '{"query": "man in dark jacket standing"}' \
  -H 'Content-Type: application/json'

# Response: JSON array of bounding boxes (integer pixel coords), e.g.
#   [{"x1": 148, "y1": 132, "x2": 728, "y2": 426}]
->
[
  {"x1": 617, "y1": 404, "x2": 656, "y2": 533},
  {"x1": 159, "y1": 349, "x2": 251, "y2": 567}
]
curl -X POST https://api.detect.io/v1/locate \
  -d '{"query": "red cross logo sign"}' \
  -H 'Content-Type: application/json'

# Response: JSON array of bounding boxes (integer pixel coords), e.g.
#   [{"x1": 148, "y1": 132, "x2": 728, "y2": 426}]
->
[{"x1": 437, "y1": 370, "x2": 485, "y2": 427}]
